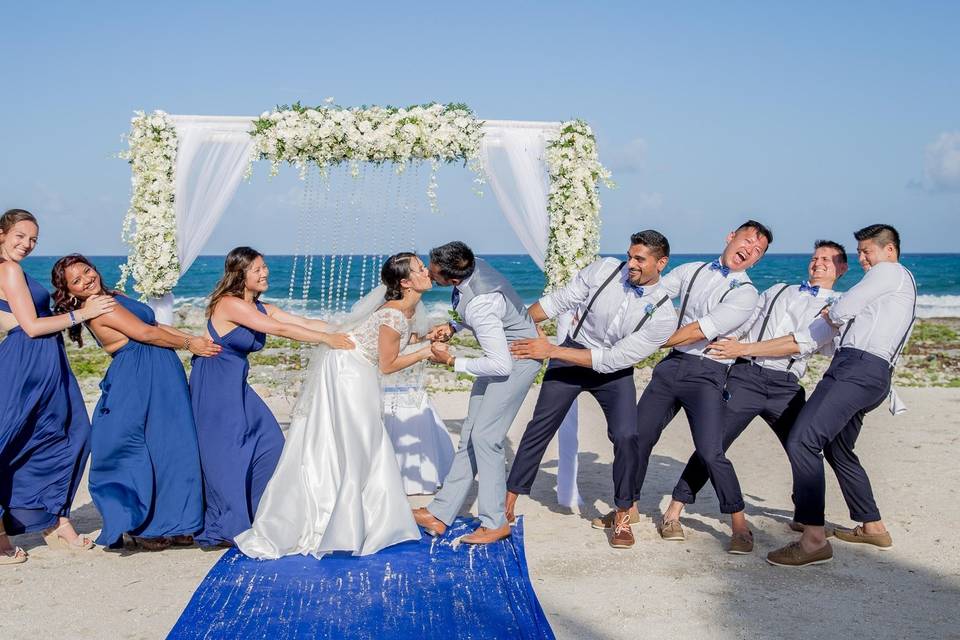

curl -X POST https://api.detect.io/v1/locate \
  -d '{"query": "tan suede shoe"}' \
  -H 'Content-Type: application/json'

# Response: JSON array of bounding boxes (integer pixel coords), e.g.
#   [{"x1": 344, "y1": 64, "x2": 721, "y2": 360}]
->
[
  {"x1": 766, "y1": 541, "x2": 833, "y2": 567},
  {"x1": 833, "y1": 526, "x2": 893, "y2": 549},
  {"x1": 657, "y1": 518, "x2": 685, "y2": 541},
  {"x1": 727, "y1": 530, "x2": 754, "y2": 555},
  {"x1": 591, "y1": 509, "x2": 640, "y2": 530}
]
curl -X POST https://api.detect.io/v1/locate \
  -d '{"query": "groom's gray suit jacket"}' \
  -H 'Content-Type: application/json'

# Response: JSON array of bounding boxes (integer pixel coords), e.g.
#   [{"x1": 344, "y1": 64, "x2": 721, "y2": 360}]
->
[{"x1": 454, "y1": 258, "x2": 539, "y2": 348}]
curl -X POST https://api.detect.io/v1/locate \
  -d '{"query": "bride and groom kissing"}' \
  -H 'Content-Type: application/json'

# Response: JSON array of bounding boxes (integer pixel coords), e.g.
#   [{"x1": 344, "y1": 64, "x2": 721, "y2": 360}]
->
[{"x1": 236, "y1": 241, "x2": 539, "y2": 559}]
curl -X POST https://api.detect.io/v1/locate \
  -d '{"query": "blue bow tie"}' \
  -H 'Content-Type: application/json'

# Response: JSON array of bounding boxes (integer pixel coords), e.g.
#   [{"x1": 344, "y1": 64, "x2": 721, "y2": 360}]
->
[
  {"x1": 799, "y1": 281, "x2": 820, "y2": 296},
  {"x1": 451, "y1": 287, "x2": 461, "y2": 309},
  {"x1": 709, "y1": 259, "x2": 730, "y2": 277},
  {"x1": 627, "y1": 283, "x2": 644, "y2": 297}
]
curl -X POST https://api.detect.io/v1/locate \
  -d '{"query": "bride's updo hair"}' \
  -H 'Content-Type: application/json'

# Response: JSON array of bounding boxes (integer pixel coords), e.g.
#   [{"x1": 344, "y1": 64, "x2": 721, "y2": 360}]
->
[{"x1": 381, "y1": 252, "x2": 418, "y2": 301}]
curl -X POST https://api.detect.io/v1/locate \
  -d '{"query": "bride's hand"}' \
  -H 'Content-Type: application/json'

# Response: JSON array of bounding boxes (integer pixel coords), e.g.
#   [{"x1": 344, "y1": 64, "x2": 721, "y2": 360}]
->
[
  {"x1": 429, "y1": 341, "x2": 452, "y2": 364},
  {"x1": 426, "y1": 323, "x2": 453, "y2": 342},
  {"x1": 323, "y1": 332, "x2": 355, "y2": 350}
]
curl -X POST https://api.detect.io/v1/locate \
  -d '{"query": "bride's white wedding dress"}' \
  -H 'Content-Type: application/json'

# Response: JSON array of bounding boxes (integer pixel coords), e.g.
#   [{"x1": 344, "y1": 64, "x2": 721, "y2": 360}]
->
[{"x1": 235, "y1": 307, "x2": 421, "y2": 559}]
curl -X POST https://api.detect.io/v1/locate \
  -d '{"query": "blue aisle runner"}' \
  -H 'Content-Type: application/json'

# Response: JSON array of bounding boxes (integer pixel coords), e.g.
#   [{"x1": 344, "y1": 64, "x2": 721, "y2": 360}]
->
[{"x1": 168, "y1": 517, "x2": 554, "y2": 639}]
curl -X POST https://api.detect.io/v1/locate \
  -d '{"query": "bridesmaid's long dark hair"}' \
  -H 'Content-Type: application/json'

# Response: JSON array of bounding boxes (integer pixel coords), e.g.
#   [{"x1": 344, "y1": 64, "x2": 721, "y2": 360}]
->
[
  {"x1": 51, "y1": 254, "x2": 113, "y2": 347},
  {"x1": 206, "y1": 247, "x2": 264, "y2": 318}
]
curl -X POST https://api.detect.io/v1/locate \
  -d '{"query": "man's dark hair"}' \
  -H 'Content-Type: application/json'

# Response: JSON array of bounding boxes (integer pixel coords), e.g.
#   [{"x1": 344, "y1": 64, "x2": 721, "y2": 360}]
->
[
  {"x1": 429, "y1": 241, "x2": 475, "y2": 281},
  {"x1": 854, "y1": 224, "x2": 900, "y2": 257},
  {"x1": 814, "y1": 239, "x2": 848, "y2": 266},
  {"x1": 735, "y1": 219, "x2": 773, "y2": 246},
  {"x1": 630, "y1": 230, "x2": 670, "y2": 259}
]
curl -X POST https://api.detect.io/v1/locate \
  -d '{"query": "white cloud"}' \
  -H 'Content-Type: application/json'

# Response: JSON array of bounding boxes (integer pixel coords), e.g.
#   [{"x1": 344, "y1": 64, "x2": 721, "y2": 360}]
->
[
  {"x1": 635, "y1": 191, "x2": 664, "y2": 211},
  {"x1": 923, "y1": 131, "x2": 960, "y2": 192},
  {"x1": 606, "y1": 137, "x2": 648, "y2": 174}
]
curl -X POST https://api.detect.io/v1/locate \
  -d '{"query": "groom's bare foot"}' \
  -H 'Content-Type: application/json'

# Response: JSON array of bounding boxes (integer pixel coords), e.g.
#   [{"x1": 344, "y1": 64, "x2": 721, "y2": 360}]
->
[
  {"x1": 462, "y1": 524, "x2": 511, "y2": 545},
  {"x1": 505, "y1": 491, "x2": 519, "y2": 524},
  {"x1": 413, "y1": 508, "x2": 447, "y2": 537}
]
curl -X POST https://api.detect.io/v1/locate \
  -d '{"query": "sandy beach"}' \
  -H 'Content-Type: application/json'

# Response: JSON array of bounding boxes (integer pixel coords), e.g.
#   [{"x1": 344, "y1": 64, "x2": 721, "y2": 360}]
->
[{"x1": 2, "y1": 374, "x2": 958, "y2": 639}]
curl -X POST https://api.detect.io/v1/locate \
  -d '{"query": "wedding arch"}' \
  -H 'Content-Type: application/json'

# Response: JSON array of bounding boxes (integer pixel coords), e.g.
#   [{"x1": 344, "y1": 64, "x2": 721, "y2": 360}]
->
[{"x1": 117, "y1": 101, "x2": 613, "y2": 508}]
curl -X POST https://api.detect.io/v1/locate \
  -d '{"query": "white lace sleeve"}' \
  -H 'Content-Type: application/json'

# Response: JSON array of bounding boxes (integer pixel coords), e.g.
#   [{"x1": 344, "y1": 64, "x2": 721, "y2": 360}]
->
[{"x1": 378, "y1": 308, "x2": 408, "y2": 336}]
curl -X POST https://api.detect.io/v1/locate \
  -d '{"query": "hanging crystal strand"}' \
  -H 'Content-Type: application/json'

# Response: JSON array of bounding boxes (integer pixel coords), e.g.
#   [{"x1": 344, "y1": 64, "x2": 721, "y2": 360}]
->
[
  {"x1": 287, "y1": 163, "x2": 311, "y2": 304},
  {"x1": 340, "y1": 162, "x2": 364, "y2": 312},
  {"x1": 299, "y1": 166, "x2": 319, "y2": 313},
  {"x1": 326, "y1": 164, "x2": 347, "y2": 314},
  {"x1": 315, "y1": 166, "x2": 331, "y2": 315},
  {"x1": 408, "y1": 160, "x2": 421, "y2": 251},
  {"x1": 305, "y1": 164, "x2": 325, "y2": 313}
]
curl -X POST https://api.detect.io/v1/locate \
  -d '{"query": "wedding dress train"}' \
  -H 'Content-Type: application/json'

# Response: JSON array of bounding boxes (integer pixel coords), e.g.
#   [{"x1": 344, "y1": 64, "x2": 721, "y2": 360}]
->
[{"x1": 235, "y1": 307, "x2": 421, "y2": 559}]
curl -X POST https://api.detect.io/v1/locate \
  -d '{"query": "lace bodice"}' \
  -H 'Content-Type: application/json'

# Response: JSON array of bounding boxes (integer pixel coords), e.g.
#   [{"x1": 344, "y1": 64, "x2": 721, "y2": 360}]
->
[{"x1": 352, "y1": 307, "x2": 411, "y2": 367}]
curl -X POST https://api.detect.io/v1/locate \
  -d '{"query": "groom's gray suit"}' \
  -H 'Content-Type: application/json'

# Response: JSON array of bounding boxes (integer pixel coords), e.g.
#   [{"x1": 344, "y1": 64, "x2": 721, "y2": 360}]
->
[{"x1": 427, "y1": 259, "x2": 541, "y2": 530}]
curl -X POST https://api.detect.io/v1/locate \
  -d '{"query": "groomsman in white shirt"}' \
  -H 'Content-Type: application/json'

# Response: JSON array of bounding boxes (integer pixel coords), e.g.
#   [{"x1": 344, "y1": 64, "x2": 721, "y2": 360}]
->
[
  {"x1": 503, "y1": 231, "x2": 677, "y2": 548},
  {"x1": 768, "y1": 224, "x2": 917, "y2": 567},
  {"x1": 658, "y1": 240, "x2": 849, "y2": 546},
  {"x1": 633, "y1": 220, "x2": 772, "y2": 553}
]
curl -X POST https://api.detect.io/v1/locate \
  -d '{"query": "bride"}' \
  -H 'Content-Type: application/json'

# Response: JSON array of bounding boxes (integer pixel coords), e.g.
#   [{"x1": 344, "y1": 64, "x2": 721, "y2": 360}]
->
[{"x1": 235, "y1": 252, "x2": 443, "y2": 559}]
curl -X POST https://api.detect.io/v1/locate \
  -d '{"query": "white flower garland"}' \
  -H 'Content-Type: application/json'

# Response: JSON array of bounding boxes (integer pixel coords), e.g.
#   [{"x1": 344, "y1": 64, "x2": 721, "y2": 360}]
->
[
  {"x1": 119, "y1": 105, "x2": 611, "y2": 298},
  {"x1": 118, "y1": 110, "x2": 180, "y2": 298},
  {"x1": 250, "y1": 102, "x2": 485, "y2": 212},
  {"x1": 544, "y1": 120, "x2": 613, "y2": 289}
]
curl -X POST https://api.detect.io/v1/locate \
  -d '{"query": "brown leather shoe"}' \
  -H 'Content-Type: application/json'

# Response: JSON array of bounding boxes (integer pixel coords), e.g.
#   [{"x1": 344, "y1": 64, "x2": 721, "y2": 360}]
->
[
  {"x1": 461, "y1": 524, "x2": 511, "y2": 545},
  {"x1": 412, "y1": 507, "x2": 447, "y2": 537},
  {"x1": 766, "y1": 541, "x2": 833, "y2": 567},
  {"x1": 610, "y1": 510, "x2": 635, "y2": 549},
  {"x1": 591, "y1": 508, "x2": 641, "y2": 530},
  {"x1": 505, "y1": 491, "x2": 519, "y2": 525},
  {"x1": 833, "y1": 525, "x2": 893, "y2": 549},
  {"x1": 727, "y1": 530, "x2": 754, "y2": 555}
]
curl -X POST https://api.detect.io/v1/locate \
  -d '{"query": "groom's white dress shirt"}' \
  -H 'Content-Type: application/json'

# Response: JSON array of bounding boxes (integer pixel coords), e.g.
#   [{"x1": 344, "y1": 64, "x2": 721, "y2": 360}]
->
[
  {"x1": 452, "y1": 271, "x2": 513, "y2": 378},
  {"x1": 539, "y1": 257, "x2": 676, "y2": 373}
]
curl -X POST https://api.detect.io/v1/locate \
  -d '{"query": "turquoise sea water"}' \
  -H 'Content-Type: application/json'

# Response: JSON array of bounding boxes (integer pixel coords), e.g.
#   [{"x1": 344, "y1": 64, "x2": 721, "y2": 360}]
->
[{"x1": 21, "y1": 253, "x2": 960, "y2": 318}]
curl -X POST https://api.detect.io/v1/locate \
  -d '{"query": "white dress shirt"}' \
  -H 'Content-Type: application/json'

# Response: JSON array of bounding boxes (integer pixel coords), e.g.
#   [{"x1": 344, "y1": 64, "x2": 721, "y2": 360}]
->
[
  {"x1": 827, "y1": 261, "x2": 917, "y2": 362},
  {"x1": 738, "y1": 283, "x2": 839, "y2": 379},
  {"x1": 452, "y1": 272, "x2": 513, "y2": 378},
  {"x1": 660, "y1": 259, "x2": 760, "y2": 363},
  {"x1": 539, "y1": 257, "x2": 677, "y2": 374}
]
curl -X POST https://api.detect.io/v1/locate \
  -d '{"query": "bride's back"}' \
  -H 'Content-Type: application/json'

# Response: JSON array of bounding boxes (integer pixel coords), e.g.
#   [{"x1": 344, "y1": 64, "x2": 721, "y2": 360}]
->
[{"x1": 352, "y1": 307, "x2": 410, "y2": 367}]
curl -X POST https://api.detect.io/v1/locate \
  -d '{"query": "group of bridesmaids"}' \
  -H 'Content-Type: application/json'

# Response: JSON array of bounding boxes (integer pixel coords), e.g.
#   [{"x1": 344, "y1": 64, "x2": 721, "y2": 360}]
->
[{"x1": 0, "y1": 209, "x2": 353, "y2": 564}]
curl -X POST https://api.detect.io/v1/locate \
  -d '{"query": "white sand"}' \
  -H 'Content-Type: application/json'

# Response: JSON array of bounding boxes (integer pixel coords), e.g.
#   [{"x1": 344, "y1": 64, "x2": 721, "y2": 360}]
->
[{"x1": 2, "y1": 386, "x2": 958, "y2": 639}]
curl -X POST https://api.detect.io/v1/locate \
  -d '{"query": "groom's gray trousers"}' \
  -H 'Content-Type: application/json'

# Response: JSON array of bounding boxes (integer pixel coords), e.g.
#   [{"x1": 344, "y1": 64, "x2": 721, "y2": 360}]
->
[{"x1": 427, "y1": 357, "x2": 541, "y2": 530}]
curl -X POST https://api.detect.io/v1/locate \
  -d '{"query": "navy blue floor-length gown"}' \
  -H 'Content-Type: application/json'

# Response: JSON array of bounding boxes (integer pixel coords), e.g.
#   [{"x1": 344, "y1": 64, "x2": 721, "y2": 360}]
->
[
  {"x1": 190, "y1": 300, "x2": 284, "y2": 546},
  {"x1": 88, "y1": 295, "x2": 204, "y2": 546},
  {"x1": 0, "y1": 271, "x2": 90, "y2": 535}
]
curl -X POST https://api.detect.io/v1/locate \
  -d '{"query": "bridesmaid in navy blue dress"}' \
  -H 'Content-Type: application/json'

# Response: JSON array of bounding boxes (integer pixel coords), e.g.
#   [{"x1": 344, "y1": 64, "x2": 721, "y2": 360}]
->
[
  {"x1": 192, "y1": 247, "x2": 354, "y2": 546},
  {"x1": 52, "y1": 254, "x2": 221, "y2": 551},
  {"x1": 0, "y1": 210, "x2": 116, "y2": 564}
]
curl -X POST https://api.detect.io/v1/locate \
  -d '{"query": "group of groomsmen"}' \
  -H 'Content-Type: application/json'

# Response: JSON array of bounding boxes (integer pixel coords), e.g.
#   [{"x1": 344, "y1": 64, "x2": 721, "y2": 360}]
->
[{"x1": 412, "y1": 221, "x2": 915, "y2": 567}]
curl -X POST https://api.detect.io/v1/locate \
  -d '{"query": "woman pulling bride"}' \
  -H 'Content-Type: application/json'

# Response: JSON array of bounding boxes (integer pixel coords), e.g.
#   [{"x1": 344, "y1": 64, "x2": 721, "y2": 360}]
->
[{"x1": 235, "y1": 252, "x2": 444, "y2": 559}]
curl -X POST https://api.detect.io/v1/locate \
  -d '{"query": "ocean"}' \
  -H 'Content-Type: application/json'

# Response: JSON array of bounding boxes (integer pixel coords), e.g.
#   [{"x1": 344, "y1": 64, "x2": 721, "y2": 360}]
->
[{"x1": 21, "y1": 253, "x2": 960, "y2": 318}]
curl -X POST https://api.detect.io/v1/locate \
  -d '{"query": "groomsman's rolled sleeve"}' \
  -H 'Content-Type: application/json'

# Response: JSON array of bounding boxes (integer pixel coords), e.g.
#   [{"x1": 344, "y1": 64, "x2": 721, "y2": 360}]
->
[
  {"x1": 793, "y1": 317, "x2": 839, "y2": 357},
  {"x1": 589, "y1": 306, "x2": 675, "y2": 373},
  {"x1": 538, "y1": 259, "x2": 606, "y2": 319},
  {"x1": 454, "y1": 294, "x2": 513, "y2": 377},
  {"x1": 698, "y1": 286, "x2": 759, "y2": 340}
]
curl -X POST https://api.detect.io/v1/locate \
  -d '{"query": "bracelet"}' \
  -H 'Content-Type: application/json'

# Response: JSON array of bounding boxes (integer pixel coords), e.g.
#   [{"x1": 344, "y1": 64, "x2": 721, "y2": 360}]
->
[
  {"x1": 183, "y1": 337, "x2": 192, "y2": 351},
  {"x1": 68, "y1": 311, "x2": 77, "y2": 327}
]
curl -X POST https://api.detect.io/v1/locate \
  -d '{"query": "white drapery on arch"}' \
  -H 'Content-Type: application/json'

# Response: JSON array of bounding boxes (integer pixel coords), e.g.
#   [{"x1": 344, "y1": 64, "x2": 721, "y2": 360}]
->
[{"x1": 148, "y1": 114, "x2": 583, "y2": 508}]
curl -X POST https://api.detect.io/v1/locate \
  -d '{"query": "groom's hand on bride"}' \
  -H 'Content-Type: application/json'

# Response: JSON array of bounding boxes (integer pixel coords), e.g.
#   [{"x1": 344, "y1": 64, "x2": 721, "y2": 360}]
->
[
  {"x1": 426, "y1": 323, "x2": 453, "y2": 342},
  {"x1": 429, "y1": 341, "x2": 454, "y2": 365},
  {"x1": 323, "y1": 332, "x2": 355, "y2": 350}
]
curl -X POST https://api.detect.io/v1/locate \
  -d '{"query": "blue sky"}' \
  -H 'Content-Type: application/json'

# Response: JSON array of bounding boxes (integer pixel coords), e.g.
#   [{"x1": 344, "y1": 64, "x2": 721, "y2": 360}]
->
[{"x1": 2, "y1": 1, "x2": 958, "y2": 257}]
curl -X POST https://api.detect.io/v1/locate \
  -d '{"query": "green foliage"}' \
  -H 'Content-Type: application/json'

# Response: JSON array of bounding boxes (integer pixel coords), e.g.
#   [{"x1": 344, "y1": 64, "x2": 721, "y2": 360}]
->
[
  {"x1": 66, "y1": 347, "x2": 112, "y2": 379},
  {"x1": 908, "y1": 320, "x2": 958, "y2": 347},
  {"x1": 635, "y1": 349, "x2": 668, "y2": 370}
]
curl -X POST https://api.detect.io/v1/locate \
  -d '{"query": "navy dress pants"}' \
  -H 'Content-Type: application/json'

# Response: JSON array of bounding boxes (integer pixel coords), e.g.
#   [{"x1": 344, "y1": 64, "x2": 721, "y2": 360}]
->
[
  {"x1": 507, "y1": 362, "x2": 637, "y2": 509},
  {"x1": 787, "y1": 348, "x2": 889, "y2": 526},
  {"x1": 672, "y1": 359, "x2": 805, "y2": 505},
  {"x1": 635, "y1": 351, "x2": 745, "y2": 514}
]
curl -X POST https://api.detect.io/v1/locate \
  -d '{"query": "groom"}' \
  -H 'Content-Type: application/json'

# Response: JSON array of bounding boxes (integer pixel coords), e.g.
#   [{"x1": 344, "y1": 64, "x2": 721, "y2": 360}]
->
[{"x1": 413, "y1": 241, "x2": 541, "y2": 544}]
